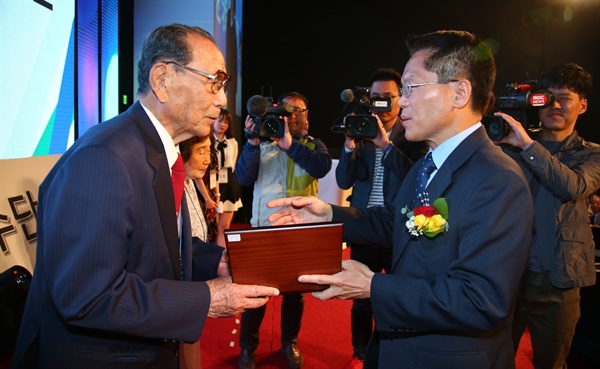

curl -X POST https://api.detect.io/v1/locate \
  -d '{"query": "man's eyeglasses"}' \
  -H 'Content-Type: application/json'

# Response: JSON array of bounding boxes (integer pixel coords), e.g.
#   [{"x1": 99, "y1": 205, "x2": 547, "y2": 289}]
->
[
  {"x1": 292, "y1": 107, "x2": 307, "y2": 116},
  {"x1": 165, "y1": 61, "x2": 231, "y2": 94},
  {"x1": 371, "y1": 95, "x2": 399, "y2": 100},
  {"x1": 399, "y1": 79, "x2": 459, "y2": 98}
]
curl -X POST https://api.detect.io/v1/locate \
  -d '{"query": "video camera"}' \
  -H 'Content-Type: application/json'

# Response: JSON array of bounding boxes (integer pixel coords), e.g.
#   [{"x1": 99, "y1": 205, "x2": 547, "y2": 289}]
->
[
  {"x1": 332, "y1": 87, "x2": 392, "y2": 139},
  {"x1": 0, "y1": 265, "x2": 31, "y2": 354},
  {"x1": 245, "y1": 94, "x2": 294, "y2": 139},
  {"x1": 482, "y1": 81, "x2": 554, "y2": 141}
]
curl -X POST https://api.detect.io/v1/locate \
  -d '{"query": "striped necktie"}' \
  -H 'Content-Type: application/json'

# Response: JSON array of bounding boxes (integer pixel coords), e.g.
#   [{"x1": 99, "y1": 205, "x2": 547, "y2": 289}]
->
[{"x1": 413, "y1": 152, "x2": 436, "y2": 207}]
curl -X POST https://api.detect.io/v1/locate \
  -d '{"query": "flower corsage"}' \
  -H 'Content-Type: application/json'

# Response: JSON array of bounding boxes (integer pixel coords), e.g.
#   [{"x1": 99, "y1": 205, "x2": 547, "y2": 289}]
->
[{"x1": 401, "y1": 195, "x2": 449, "y2": 238}]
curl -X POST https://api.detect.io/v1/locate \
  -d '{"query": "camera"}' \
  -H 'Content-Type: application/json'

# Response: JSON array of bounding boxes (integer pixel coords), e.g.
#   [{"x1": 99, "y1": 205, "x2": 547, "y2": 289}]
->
[
  {"x1": 0, "y1": 265, "x2": 31, "y2": 354},
  {"x1": 245, "y1": 95, "x2": 294, "y2": 139},
  {"x1": 332, "y1": 87, "x2": 392, "y2": 139},
  {"x1": 482, "y1": 81, "x2": 554, "y2": 141}
]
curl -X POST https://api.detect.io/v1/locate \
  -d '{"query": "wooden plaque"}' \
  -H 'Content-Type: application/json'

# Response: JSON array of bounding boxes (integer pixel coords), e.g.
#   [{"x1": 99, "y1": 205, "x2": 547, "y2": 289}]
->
[{"x1": 225, "y1": 222, "x2": 343, "y2": 293}]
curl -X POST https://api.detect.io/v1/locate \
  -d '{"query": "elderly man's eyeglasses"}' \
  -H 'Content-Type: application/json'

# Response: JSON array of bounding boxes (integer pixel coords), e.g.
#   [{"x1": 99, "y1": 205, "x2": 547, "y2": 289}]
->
[
  {"x1": 166, "y1": 61, "x2": 231, "y2": 94},
  {"x1": 399, "y1": 79, "x2": 459, "y2": 98}
]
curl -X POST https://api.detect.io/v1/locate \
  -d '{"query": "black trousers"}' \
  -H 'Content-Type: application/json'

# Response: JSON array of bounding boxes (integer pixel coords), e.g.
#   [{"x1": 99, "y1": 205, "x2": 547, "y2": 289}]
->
[
  {"x1": 239, "y1": 293, "x2": 304, "y2": 351},
  {"x1": 349, "y1": 243, "x2": 392, "y2": 360}
]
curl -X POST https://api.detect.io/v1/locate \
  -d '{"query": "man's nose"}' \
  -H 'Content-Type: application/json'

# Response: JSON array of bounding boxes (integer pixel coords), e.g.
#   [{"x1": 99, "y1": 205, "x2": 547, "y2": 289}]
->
[{"x1": 398, "y1": 95, "x2": 409, "y2": 108}]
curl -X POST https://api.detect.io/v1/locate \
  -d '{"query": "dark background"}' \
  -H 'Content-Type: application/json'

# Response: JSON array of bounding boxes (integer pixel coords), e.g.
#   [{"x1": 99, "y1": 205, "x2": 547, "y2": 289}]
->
[
  {"x1": 237, "y1": 6, "x2": 600, "y2": 358},
  {"x1": 240, "y1": 0, "x2": 600, "y2": 159}
]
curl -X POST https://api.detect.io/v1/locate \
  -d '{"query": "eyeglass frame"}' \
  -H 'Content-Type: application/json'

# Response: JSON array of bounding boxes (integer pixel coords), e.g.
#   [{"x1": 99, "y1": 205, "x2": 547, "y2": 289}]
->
[
  {"x1": 370, "y1": 94, "x2": 399, "y2": 100},
  {"x1": 165, "y1": 61, "x2": 231, "y2": 94},
  {"x1": 291, "y1": 107, "x2": 308, "y2": 116},
  {"x1": 399, "y1": 79, "x2": 459, "y2": 98}
]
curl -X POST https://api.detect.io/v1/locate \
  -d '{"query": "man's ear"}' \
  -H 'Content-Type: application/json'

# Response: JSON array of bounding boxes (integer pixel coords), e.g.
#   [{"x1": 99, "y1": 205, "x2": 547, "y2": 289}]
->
[
  {"x1": 579, "y1": 97, "x2": 588, "y2": 115},
  {"x1": 451, "y1": 79, "x2": 471, "y2": 109},
  {"x1": 149, "y1": 63, "x2": 169, "y2": 102}
]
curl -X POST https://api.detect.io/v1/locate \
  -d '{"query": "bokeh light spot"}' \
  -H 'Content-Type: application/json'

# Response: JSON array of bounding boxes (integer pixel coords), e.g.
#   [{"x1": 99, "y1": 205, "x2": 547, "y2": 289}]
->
[
  {"x1": 529, "y1": 6, "x2": 553, "y2": 28},
  {"x1": 563, "y1": 5, "x2": 573, "y2": 22}
]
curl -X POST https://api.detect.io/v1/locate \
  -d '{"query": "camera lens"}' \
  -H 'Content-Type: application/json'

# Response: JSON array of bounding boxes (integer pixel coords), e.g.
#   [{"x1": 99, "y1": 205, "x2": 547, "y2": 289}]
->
[
  {"x1": 482, "y1": 115, "x2": 509, "y2": 141},
  {"x1": 488, "y1": 121, "x2": 502, "y2": 136},
  {"x1": 345, "y1": 115, "x2": 377, "y2": 139},
  {"x1": 355, "y1": 119, "x2": 370, "y2": 133},
  {"x1": 263, "y1": 118, "x2": 280, "y2": 135}
]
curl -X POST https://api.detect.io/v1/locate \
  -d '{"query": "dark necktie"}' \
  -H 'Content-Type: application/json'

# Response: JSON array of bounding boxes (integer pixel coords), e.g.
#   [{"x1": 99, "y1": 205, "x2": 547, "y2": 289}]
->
[
  {"x1": 413, "y1": 152, "x2": 436, "y2": 207},
  {"x1": 216, "y1": 139, "x2": 227, "y2": 167},
  {"x1": 171, "y1": 153, "x2": 185, "y2": 217}
]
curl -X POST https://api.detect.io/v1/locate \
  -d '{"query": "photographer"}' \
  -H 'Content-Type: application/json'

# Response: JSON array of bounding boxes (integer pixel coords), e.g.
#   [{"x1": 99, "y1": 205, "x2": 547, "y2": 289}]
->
[
  {"x1": 496, "y1": 63, "x2": 600, "y2": 369},
  {"x1": 234, "y1": 91, "x2": 332, "y2": 369},
  {"x1": 335, "y1": 67, "x2": 428, "y2": 369}
]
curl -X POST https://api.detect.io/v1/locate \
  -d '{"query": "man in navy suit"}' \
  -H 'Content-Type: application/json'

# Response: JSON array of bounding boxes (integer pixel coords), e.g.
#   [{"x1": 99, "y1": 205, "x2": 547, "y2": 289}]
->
[
  {"x1": 266, "y1": 30, "x2": 534, "y2": 369},
  {"x1": 335, "y1": 67, "x2": 427, "y2": 368},
  {"x1": 11, "y1": 24, "x2": 278, "y2": 369}
]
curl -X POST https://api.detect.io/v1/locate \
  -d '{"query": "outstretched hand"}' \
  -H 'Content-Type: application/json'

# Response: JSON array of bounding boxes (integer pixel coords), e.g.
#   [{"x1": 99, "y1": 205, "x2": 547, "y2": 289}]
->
[
  {"x1": 266, "y1": 196, "x2": 333, "y2": 225},
  {"x1": 206, "y1": 277, "x2": 279, "y2": 318},
  {"x1": 298, "y1": 259, "x2": 374, "y2": 301}
]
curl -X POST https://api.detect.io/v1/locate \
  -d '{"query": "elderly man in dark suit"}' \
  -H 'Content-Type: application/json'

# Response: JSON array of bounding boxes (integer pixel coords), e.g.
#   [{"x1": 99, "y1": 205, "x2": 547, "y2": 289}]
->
[
  {"x1": 11, "y1": 24, "x2": 278, "y2": 369},
  {"x1": 266, "y1": 30, "x2": 534, "y2": 369}
]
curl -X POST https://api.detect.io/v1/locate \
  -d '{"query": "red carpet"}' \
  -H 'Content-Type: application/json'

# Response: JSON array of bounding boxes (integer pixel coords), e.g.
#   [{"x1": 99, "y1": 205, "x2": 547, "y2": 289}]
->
[
  {"x1": 198, "y1": 248, "x2": 543, "y2": 369},
  {"x1": 199, "y1": 293, "x2": 536, "y2": 369},
  {"x1": 1, "y1": 247, "x2": 593, "y2": 369},
  {"x1": 200, "y1": 294, "x2": 354, "y2": 369}
]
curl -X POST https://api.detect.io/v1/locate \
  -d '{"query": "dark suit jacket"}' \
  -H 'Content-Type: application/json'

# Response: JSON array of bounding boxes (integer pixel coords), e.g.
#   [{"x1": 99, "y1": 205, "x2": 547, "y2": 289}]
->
[
  {"x1": 336, "y1": 122, "x2": 427, "y2": 208},
  {"x1": 332, "y1": 127, "x2": 534, "y2": 369},
  {"x1": 12, "y1": 102, "x2": 224, "y2": 369},
  {"x1": 593, "y1": 213, "x2": 600, "y2": 227}
]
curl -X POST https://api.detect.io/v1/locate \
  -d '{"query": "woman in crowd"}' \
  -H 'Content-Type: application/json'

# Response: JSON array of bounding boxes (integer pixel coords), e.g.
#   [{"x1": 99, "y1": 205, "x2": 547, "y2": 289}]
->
[
  {"x1": 180, "y1": 135, "x2": 214, "y2": 242},
  {"x1": 178, "y1": 134, "x2": 214, "y2": 368},
  {"x1": 213, "y1": 108, "x2": 243, "y2": 246},
  {"x1": 200, "y1": 131, "x2": 220, "y2": 243}
]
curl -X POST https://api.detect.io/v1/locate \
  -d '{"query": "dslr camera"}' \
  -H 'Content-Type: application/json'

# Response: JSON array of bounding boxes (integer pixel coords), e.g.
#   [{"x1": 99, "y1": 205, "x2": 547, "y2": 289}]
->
[
  {"x1": 332, "y1": 87, "x2": 392, "y2": 139},
  {"x1": 482, "y1": 81, "x2": 554, "y2": 141},
  {"x1": 245, "y1": 95, "x2": 294, "y2": 139}
]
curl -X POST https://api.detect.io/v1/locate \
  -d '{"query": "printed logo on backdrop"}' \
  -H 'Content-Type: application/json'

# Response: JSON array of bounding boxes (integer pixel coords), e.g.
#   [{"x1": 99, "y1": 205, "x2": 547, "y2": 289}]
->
[
  {"x1": 1, "y1": 191, "x2": 38, "y2": 256},
  {"x1": 0, "y1": 155, "x2": 60, "y2": 274}
]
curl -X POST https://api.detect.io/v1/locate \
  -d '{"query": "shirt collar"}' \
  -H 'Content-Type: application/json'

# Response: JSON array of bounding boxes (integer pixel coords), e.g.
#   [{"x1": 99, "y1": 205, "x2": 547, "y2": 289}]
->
[
  {"x1": 139, "y1": 102, "x2": 179, "y2": 171},
  {"x1": 430, "y1": 122, "x2": 481, "y2": 170}
]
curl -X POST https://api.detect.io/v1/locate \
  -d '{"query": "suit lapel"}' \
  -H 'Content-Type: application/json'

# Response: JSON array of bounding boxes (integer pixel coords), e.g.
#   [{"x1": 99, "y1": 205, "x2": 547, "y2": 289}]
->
[
  {"x1": 390, "y1": 161, "x2": 420, "y2": 269},
  {"x1": 360, "y1": 141, "x2": 377, "y2": 179},
  {"x1": 390, "y1": 126, "x2": 489, "y2": 271},
  {"x1": 128, "y1": 102, "x2": 182, "y2": 280}
]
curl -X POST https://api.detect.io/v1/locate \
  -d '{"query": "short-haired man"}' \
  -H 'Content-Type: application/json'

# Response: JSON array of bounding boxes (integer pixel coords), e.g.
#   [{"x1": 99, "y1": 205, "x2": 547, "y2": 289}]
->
[
  {"x1": 335, "y1": 67, "x2": 428, "y2": 368},
  {"x1": 497, "y1": 62, "x2": 600, "y2": 369},
  {"x1": 235, "y1": 91, "x2": 332, "y2": 369},
  {"x1": 266, "y1": 30, "x2": 534, "y2": 369}
]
